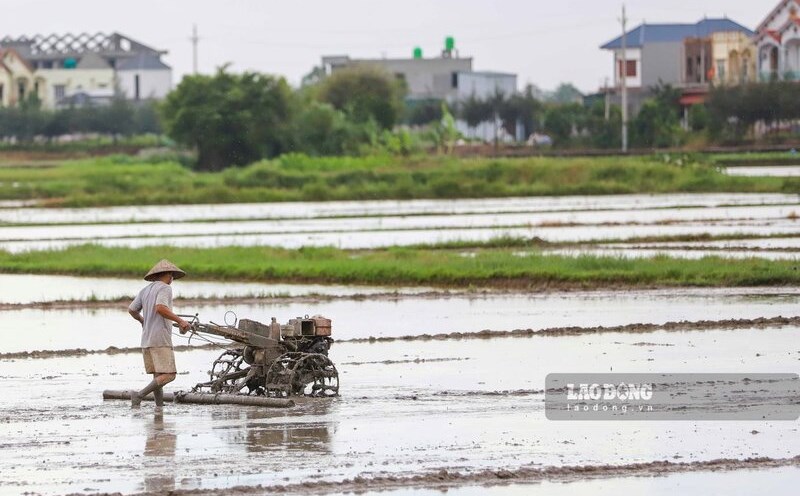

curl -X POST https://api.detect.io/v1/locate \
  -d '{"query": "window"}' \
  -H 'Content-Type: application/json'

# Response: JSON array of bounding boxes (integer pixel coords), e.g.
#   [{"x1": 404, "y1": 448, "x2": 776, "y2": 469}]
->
[
  {"x1": 18, "y1": 82, "x2": 25, "y2": 101},
  {"x1": 686, "y1": 57, "x2": 693, "y2": 77},
  {"x1": 54, "y1": 85, "x2": 66, "y2": 101},
  {"x1": 451, "y1": 72, "x2": 459, "y2": 88},
  {"x1": 134, "y1": 74, "x2": 140, "y2": 100},
  {"x1": 717, "y1": 60, "x2": 726, "y2": 79},
  {"x1": 617, "y1": 60, "x2": 637, "y2": 78}
]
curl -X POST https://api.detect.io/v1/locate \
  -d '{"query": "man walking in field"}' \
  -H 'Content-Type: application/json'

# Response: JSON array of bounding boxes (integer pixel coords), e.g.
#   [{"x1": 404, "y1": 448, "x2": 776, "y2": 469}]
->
[{"x1": 128, "y1": 259, "x2": 191, "y2": 410}]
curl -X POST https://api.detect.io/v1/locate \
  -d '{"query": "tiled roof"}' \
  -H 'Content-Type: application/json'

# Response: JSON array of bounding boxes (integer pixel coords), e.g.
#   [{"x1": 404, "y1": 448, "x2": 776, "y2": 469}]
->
[
  {"x1": 116, "y1": 52, "x2": 170, "y2": 71},
  {"x1": 601, "y1": 18, "x2": 754, "y2": 49}
]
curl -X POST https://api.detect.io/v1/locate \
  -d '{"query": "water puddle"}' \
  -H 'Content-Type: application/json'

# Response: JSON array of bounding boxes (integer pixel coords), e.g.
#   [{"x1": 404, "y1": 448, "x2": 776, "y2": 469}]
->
[
  {"x1": 0, "y1": 273, "x2": 429, "y2": 305},
  {"x1": 1, "y1": 193, "x2": 795, "y2": 224},
  {"x1": 3, "y1": 288, "x2": 798, "y2": 353},
  {"x1": 2, "y1": 223, "x2": 799, "y2": 252},
  {"x1": 725, "y1": 166, "x2": 800, "y2": 177}
]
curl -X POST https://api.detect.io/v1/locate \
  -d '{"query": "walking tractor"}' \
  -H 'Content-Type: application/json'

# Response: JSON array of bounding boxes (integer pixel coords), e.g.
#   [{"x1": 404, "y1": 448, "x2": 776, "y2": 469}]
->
[{"x1": 180, "y1": 312, "x2": 339, "y2": 398}]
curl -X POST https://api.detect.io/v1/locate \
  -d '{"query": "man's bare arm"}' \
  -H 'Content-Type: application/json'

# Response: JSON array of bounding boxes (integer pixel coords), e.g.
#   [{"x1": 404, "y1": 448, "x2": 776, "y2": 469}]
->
[
  {"x1": 156, "y1": 304, "x2": 191, "y2": 332},
  {"x1": 128, "y1": 309, "x2": 144, "y2": 325}
]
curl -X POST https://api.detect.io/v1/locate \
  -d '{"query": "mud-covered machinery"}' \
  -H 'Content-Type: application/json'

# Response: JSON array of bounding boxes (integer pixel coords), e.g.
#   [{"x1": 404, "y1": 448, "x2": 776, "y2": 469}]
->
[{"x1": 181, "y1": 314, "x2": 338, "y2": 398}]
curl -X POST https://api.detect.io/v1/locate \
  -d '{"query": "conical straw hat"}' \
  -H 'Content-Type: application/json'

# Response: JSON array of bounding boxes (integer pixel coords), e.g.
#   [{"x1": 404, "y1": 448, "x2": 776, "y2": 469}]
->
[{"x1": 144, "y1": 259, "x2": 187, "y2": 281}]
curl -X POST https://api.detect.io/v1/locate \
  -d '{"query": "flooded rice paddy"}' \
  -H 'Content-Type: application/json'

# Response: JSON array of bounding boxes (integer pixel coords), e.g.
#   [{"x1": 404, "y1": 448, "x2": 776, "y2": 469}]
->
[
  {"x1": 0, "y1": 193, "x2": 798, "y2": 256},
  {"x1": 724, "y1": 165, "x2": 800, "y2": 177},
  {"x1": 2, "y1": 193, "x2": 800, "y2": 494},
  {"x1": 2, "y1": 323, "x2": 799, "y2": 494}
]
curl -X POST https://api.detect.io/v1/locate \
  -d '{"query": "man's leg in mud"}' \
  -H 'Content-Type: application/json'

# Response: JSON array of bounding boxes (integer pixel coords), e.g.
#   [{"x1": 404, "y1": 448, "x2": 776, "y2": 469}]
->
[
  {"x1": 153, "y1": 373, "x2": 176, "y2": 407},
  {"x1": 132, "y1": 373, "x2": 176, "y2": 407}
]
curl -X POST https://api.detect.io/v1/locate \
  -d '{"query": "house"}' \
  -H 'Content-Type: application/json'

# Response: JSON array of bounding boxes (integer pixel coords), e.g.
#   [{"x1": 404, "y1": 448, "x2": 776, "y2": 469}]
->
[
  {"x1": 600, "y1": 18, "x2": 754, "y2": 113},
  {"x1": 451, "y1": 71, "x2": 521, "y2": 142},
  {"x1": 320, "y1": 49, "x2": 473, "y2": 102},
  {"x1": 0, "y1": 32, "x2": 172, "y2": 108},
  {"x1": 0, "y1": 48, "x2": 41, "y2": 106},
  {"x1": 754, "y1": 0, "x2": 800, "y2": 80},
  {"x1": 318, "y1": 38, "x2": 521, "y2": 142}
]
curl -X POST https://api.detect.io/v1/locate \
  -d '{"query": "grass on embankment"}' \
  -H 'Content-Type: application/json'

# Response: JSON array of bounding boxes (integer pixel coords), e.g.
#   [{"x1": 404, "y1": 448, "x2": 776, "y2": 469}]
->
[
  {"x1": 1, "y1": 153, "x2": 798, "y2": 207},
  {"x1": 0, "y1": 244, "x2": 797, "y2": 288}
]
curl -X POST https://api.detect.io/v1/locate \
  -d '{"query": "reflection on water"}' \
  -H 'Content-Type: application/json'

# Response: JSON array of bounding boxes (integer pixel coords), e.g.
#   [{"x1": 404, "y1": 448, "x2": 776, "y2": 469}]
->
[
  {"x1": 208, "y1": 400, "x2": 336, "y2": 454},
  {"x1": 143, "y1": 413, "x2": 177, "y2": 493},
  {"x1": 2, "y1": 193, "x2": 794, "y2": 224}
]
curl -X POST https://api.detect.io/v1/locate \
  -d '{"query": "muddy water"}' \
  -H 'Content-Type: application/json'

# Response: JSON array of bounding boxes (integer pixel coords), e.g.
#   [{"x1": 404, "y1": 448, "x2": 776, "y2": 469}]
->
[
  {"x1": 1, "y1": 328, "x2": 798, "y2": 495},
  {"x1": 0, "y1": 193, "x2": 798, "y2": 253},
  {"x1": 2, "y1": 288, "x2": 798, "y2": 353},
  {"x1": 544, "y1": 247, "x2": 800, "y2": 260},
  {"x1": 725, "y1": 166, "x2": 800, "y2": 177},
  {"x1": 2, "y1": 193, "x2": 795, "y2": 224},
  {"x1": 2, "y1": 205, "x2": 796, "y2": 241},
  {"x1": 3, "y1": 222, "x2": 800, "y2": 252},
  {"x1": 327, "y1": 467, "x2": 800, "y2": 495},
  {"x1": 0, "y1": 273, "x2": 430, "y2": 305}
]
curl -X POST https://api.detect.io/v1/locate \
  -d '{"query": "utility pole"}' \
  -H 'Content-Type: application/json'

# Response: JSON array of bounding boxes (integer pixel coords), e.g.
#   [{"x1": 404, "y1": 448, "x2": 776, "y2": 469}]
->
[
  {"x1": 191, "y1": 24, "x2": 199, "y2": 74},
  {"x1": 620, "y1": 4, "x2": 629, "y2": 153},
  {"x1": 604, "y1": 77, "x2": 610, "y2": 121}
]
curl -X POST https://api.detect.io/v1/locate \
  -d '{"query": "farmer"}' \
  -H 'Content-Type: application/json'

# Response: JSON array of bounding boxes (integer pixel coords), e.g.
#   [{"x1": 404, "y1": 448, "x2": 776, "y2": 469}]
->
[{"x1": 128, "y1": 259, "x2": 191, "y2": 409}]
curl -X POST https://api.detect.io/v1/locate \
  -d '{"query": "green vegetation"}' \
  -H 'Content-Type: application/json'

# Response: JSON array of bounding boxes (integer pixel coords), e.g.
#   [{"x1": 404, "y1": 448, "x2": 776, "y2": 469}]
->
[
  {"x1": 161, "y1": 69, "x2": 293, "y2": 170},
  {"x1": 0, "y1": 244, "x2": 797, "y2": 288},
  {"x1": 1, "y1": 154, "x2": 797, "y2": 207},
  {"x1": 0, "y1": 97, "x2": 161, "y2": 143}
]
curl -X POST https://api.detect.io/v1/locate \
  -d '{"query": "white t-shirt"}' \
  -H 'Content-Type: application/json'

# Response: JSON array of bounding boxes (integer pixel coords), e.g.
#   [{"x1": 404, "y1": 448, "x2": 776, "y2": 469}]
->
[{"x1": 129, "y1": 281, "x2": 173, "y2": 348}]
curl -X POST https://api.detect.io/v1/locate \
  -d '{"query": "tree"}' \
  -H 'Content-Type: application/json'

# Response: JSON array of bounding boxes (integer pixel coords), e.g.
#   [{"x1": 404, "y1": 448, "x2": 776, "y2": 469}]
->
[
  {"x1": 586, "y1": 101, "x2": 621, "y2": 149},
  {"x1": 405, "y1": 99, "x2": 443, "y2": 126},
  {"x1": 549, "y1": 83, "x2": 584, "y2": 104},
  {"x1": 458, "y1": 94, "x2": 493, "y2": 128},
  {"x1": 317, "y1": 66, "x2": 405, "y2": 130},
  {"x1": 631, "y1": 99, "x2": 682, "y2": 148},
  {"x1": 160, "y1": 67, "x2": 293, "y2": 170},
  {"x1": 543, "y1": 103, "x2": 587, "y2": 147},
  {"x1": 291, "y1": 101, "x2": 370, "y2": 156},
  {"x1": 499, "y1": 85, "x2": 541, "y2": 138}
]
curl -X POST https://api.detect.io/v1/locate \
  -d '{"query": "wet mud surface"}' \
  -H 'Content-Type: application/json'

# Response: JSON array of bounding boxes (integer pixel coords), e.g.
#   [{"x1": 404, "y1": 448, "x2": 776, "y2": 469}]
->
[
  {"x1": 2, "y1": 326, "x2": 800, "y2": 495},
  {"x1": 2, "y1": 193, "x2": 800, "y2": 493}
]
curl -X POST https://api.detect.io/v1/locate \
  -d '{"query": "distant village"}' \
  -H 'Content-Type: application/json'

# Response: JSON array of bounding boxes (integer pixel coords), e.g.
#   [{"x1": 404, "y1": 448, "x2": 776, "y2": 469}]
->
[{"x1": 0, "y1": 0, "x2": 797, "y2": 143}]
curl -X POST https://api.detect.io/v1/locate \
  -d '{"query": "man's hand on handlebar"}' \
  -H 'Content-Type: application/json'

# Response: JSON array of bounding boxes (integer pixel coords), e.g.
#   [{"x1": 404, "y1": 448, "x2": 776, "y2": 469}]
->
[{"x1": 177, "y1": 319, "x2": 191, "y2": 334}]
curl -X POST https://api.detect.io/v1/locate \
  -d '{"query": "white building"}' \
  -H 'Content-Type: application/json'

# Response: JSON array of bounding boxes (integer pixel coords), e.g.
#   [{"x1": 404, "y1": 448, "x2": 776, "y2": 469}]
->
[
  {"x1": 0, "y1": 32, "x2": 172, "y2": 108},
  {"x1": 318, "y1": 40, "x2": 520, "y2": 143},
  {"x1": 451, "y1": 71, "x2": 520, "y2": 143},
  {"x1": 755, "y1": 0, "x2": 800, "y2": 80},
  {"x1": 116, "y1": 53, "x2": 172, "y2": 100}
]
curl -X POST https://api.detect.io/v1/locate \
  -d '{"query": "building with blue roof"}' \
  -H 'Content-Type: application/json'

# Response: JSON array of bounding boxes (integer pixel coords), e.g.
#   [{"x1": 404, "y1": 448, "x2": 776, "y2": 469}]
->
[{"x1": 599, "y1": 17, "x2": 754, "y2": 115}]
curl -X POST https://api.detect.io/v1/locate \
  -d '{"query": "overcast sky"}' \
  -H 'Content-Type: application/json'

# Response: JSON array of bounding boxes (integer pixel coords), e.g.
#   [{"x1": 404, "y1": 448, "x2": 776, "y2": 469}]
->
[{"x1": 4, "y1": 0, "x2": 771, "y2": 93}]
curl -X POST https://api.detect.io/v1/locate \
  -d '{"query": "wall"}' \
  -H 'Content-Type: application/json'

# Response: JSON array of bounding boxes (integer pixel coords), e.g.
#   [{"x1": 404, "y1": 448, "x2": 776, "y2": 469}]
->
[
  {"x1": 641, "y1": 42, "x2": 683, "y2": 88},
  {"x1": 453, "y1": 72, "x2": 517, "y2": 101},
  {"x1": 337, "y1": 57, "x2": 472, "y2": 100},
  {"x1": 36, "y1": 69, "x2": 115, "y2": 108},
  {"x1": 711, "y1": 32, "x2": 757, "y2": 84},
  {"x1": 0, "y1": 51, "x2": 37, "y2": 105},
  {"x1": 116, "y1": 69, "x2": 172, "y2": 100},
  {"x1": 612, "y1": 48, "x2": 642, "y2": 88},
  {"x1": 451, "y1": 72, "x2": 520, "y2": 142}
]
